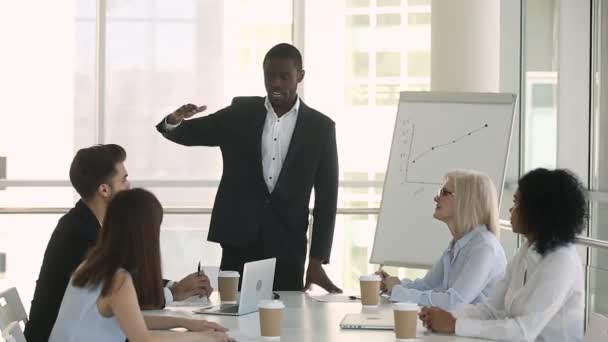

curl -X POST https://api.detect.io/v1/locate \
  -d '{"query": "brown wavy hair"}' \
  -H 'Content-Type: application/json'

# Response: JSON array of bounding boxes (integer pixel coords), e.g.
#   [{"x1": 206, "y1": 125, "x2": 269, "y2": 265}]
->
[{"x1": 72, "y1": 188, "x2": 164, "y2": 309}]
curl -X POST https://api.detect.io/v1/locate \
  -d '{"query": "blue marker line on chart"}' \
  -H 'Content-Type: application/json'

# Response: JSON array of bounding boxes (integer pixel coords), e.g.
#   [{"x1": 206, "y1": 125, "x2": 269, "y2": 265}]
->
[
  {"x1": 410, "y1": 124, "x2": 489, "y2": 164},
  {"x1": 400, "y1": 122, "x2": 489, "y2": 186}
]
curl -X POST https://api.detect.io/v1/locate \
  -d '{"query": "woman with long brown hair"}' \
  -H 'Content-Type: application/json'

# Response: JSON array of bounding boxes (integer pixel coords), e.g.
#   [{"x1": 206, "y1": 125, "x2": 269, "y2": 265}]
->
[{"x1": 49, "y1": 188, "x2": 232, "y2": 342}]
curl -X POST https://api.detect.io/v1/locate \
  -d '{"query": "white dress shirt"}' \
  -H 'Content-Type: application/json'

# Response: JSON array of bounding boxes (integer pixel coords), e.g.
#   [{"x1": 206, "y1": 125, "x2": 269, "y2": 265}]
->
[
  {"x1": 452, "y1": 242, "x2": 584, "y2": 342},
  {"x1": 164, "y1": 97, "x2": 300, "y2": 193},
  {"x1": 390, "y1": 225, "x2": 507, "y2": 310},
  {"x1": 163, "y1": 281, "x2": 175, "y2": 304},
  {"x1": 260, "y1": 96, "x2": 299, "y2": 192}
]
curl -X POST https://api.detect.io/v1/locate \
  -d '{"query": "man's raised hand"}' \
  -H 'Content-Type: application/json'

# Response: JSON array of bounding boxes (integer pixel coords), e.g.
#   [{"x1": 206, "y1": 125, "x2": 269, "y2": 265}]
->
[{"x1": 167, "y1": 103, "x2": 207, "y2": 125}]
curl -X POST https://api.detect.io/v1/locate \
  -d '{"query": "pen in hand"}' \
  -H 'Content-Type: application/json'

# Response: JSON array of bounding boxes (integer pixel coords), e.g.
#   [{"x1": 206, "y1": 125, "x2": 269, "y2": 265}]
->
[
  {"x1": 197, "y1": 261, "x2": 212, "y2": 299},
  {"x1": 375, "y1": 268, "x2": 389, "y2": 279},
  {"x1": 375, "y1": 267, "x2": 390, "y2": 293}
]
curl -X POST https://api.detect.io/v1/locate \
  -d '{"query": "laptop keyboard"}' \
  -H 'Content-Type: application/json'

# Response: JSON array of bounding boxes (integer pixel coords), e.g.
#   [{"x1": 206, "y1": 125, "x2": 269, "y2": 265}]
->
[{"x1": 219, "y1": 304, "x2": 239, "y2": 313}]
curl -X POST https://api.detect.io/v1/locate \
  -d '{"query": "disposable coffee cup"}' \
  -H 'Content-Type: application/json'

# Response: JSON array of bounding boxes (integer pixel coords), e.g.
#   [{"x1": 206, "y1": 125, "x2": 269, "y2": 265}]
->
[
  {"x1": 393, "y1": 302, "x2": 419, "y2": 341},
  {"x1": 359, "y1": 274, "x2": 381, "y2": 306},
  {"x1": 218, "y1": 271, "x2": 240, "y2": 303},
  {"x1": 258, "y1": 300, "x2": 284, "y2": 339}
]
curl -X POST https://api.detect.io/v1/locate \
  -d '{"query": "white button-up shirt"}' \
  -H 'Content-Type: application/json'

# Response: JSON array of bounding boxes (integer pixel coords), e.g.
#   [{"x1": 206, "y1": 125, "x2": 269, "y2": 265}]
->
[
  {"x1": 261, "y1": 96, "x2": 299, "y2": 193},
  {"x1": 163, "y1": 97, "x2": 300, "y2": 193},
  {"x1": 390, "y1": 225, "x2": 507, "y2": 310},
  {"x1": 452, "y1": 241, "x2": 585, "y2": 342}
]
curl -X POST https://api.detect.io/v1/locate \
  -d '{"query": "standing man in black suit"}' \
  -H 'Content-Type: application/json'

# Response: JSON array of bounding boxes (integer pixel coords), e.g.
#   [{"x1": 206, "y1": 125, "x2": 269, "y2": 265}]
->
[
  {"x1": 156, "y1": 43, "x2": 341, "y2": 292},
  {"x1": 25, "y1": 144, "x2": 212, "y2": 342}
]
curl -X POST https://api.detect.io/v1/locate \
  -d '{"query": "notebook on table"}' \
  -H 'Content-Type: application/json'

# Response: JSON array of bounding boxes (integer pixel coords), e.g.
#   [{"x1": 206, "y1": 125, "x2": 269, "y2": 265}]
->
[{"x1": 340, "y1": 312, "x2": 394, "y2": 330}]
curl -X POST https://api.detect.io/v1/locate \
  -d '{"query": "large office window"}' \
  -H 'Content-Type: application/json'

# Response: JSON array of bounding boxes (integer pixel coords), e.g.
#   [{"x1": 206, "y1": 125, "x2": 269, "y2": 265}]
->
[
  {"x1": 590, "y1": 0, "x2": 608, "y2": 316},
  {"x1": 0, "y1": 0, "x2": 80, "y2": 308},
  {"x1": 0, "y1": 0, "x2": 293, "y2": 309},
  {"x1": 522, "y1": 0, "x2": 559, "y2": 171},
  {"x1": 101, "y1": 0, "x2": 294, "y2": 287},
  {"x1": 0, "y1": 1, "x2": 432, "y2": 305},
  {"x1": 303, "y1": 0, "x2": 431, "y2": 288}
]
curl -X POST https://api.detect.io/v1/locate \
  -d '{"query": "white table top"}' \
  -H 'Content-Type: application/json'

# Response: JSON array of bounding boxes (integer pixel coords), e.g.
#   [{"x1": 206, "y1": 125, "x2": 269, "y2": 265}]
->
[{"x1": 145, "y1": 291, "x2": 493, "y2": 342}]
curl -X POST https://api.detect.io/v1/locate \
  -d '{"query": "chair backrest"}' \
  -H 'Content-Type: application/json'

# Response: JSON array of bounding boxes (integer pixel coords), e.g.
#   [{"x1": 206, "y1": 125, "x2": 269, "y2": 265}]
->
[
  {"x1": 585, "y1": 312, "x2": 608, "y2": 342},
  {"x1": 1, "y1": 321, "x2": 26, "y2": 342},
  {"x1": 0, "y1": 287, "x2": 28, "y2": 332}
]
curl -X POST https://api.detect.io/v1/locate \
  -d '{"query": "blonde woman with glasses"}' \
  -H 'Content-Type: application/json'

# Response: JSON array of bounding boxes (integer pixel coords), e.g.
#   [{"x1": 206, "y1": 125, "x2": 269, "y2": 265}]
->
[{"x1": 377, "y1": 170, "x2": 507, "y2": 311}]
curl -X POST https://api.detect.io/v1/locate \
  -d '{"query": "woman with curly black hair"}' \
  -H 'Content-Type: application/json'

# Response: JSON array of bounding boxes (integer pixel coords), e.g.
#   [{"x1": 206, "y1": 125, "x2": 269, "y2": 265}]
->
[{"x1": 418, "y1": 168, "x2": 587, "y2": 341}]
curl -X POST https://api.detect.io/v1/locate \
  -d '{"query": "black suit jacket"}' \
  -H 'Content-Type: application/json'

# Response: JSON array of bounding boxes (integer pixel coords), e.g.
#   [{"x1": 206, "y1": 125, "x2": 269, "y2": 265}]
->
[
  {"x1": 24, "y1": 201, "x2": 171, "y2": 342},
  {"x1": 156, "y1": 97, "x2": 338, "y2": 263},
  {"x1": 24, "y1": 200, "x2": 99, "y2": 342}
]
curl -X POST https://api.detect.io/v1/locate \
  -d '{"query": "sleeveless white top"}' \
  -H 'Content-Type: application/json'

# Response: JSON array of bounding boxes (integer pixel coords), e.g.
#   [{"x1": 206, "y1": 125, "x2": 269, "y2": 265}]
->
[{"x1": 49, "y1": 274, "x2": 126, "y2": 342}]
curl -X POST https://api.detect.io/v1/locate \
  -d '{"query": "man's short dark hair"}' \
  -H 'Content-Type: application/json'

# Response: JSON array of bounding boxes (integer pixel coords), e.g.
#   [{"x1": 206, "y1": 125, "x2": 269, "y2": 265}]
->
[
  {"x1": 69, "y1": 144, "x2": 126, "y2": 200},
  {"x1": 517, "y1": 168, "x2": 587, "y2": 256},
  {"x1": 263, "y1": 43, "x2": 303, "y2": 70}
]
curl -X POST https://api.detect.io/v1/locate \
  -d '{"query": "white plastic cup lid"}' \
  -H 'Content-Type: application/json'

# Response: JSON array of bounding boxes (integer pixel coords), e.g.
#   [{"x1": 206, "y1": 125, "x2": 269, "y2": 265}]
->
[
  {"x1": 393, "y1": 302, "x2": 420, "y2": 311},
  {"x1": 359, "y1": 274, "x2": 382, "y2": 281},
  {"x1": 258, "y1": 300, "x2": 285, "y2": 309},
  {"x1": 218, "y1": 270, "x2": 240, "y2": 278}
]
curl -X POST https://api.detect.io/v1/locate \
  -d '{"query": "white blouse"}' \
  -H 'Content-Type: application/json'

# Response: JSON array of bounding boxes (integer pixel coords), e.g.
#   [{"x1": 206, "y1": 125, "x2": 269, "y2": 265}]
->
[{"x1": 452, "y1": 242, "x2": 584, "y2": 342}]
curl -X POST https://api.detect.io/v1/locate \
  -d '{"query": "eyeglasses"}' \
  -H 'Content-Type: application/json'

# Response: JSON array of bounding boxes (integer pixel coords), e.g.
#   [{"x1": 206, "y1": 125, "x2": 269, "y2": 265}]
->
[{"x1": 437, "y1": 187, "x2": 455, "y2": 197}]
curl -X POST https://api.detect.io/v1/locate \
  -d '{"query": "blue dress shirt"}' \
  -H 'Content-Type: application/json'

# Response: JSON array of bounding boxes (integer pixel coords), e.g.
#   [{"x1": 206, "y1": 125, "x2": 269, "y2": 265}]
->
[{"x1": 389, "y1": 225, "x2": 507, "y2": 310}]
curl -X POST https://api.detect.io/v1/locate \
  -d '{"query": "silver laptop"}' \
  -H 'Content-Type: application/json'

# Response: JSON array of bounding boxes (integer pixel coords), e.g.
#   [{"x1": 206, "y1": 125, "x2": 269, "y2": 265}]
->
[
  {"x1": 194, "y1": 258, "x2": 276, "y2": 316},
  {"x1": 340, "y1": 312, "x2": 394, "y2": 330}
]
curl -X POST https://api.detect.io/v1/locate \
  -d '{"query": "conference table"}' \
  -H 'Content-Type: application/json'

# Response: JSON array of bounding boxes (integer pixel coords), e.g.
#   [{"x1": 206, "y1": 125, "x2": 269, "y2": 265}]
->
[{"x1": 145, "y1": 291, "x2": 493, "y2": 341}]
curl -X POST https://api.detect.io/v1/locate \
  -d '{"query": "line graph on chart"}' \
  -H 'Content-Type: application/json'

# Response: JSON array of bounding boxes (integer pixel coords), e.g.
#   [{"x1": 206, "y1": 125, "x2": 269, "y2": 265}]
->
[{"x1": 398, "y1": 118, "x2": 490, "y2": 186}]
